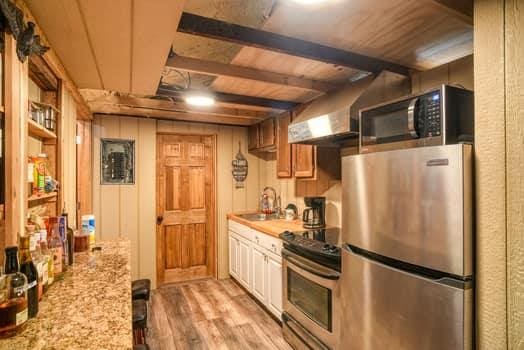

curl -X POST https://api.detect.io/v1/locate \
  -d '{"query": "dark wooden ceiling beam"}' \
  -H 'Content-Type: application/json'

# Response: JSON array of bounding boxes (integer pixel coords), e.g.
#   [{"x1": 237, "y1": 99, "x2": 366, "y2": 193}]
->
[
  {"x1": 92, "y1": 106, "x2": 257, "y2": 126},
  {"x1": 177, "y1": 12, "x2": 412, "y2": 76},
  {"x1": 166, "y1": 55, "x2": 340, "y2": 92},
  {"x1": 85, "y1": 95, "x2": 270, "y2": 120},
  {"x1": 157, "y1": 85, "x2": 299, "y2": 110}
]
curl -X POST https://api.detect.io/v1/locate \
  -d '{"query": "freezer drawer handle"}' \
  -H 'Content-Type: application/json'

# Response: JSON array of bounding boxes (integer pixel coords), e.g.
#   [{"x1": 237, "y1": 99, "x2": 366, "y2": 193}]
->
[{"x1": 282, "y1": 249, "x2": 340, "y2": 280}]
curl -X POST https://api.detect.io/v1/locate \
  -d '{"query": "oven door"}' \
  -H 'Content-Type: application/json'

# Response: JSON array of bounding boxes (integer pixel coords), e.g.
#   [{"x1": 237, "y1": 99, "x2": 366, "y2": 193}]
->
[{"x1": 282, "y1": 249, "x2": 340, "y2": 350}]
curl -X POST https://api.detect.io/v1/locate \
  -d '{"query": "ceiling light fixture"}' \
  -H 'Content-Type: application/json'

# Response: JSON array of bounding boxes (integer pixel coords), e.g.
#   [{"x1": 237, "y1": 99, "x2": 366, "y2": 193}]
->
[
  {"x1": 290, "y1": 0, "x2": 328, "y2": 5},
  {"x1": 184, "y1": 93, "x2": 215, "y2": 107}
]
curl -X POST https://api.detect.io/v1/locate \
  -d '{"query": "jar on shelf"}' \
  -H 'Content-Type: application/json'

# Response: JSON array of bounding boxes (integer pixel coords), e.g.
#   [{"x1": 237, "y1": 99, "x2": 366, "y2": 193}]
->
[{"x1": 0, "y1": 246, "x2": 28, "y2": 338}]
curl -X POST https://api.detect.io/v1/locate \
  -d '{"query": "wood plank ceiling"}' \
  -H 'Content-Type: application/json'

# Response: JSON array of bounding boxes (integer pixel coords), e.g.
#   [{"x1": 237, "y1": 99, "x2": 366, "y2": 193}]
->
[{"x1": 26, "y1": 0, "x2": 473, "y2": 126}]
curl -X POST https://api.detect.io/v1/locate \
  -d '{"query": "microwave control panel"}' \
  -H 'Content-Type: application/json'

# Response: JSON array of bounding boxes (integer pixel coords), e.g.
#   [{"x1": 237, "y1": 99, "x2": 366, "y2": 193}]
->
[{"x1": 418, "y1": 92, "x2": 442, "y2": 137}]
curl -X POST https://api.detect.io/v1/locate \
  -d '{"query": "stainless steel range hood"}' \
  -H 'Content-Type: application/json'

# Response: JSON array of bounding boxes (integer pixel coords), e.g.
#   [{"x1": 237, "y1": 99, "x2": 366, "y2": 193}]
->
[{"x1": 288, "y1": 71, "x2": 411, "y2": 145}]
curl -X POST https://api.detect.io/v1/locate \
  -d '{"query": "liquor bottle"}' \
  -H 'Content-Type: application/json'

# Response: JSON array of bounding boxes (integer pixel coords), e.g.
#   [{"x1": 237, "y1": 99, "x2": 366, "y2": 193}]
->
[
  {"x1": 58, "y1": 216, "x2": 68, "y2": 272},
  {"x1": 27, "y1": 226, "x2": 44, "y2": 300},
  {"x1": 0, "y1": 247, "x2": 28, "y2": 338},
  {"x1": 48, "y1": 223, "x2": 63, "y2": 278},
  {"x1": 39, "y1": 229, "x2": 53, "y2": 290},
  {"x1": 19, "y1": 235, "x2": 39, "y2": 318},
  {"x1": 61, "y1": 206, "x2": 75, "y2": 266}
]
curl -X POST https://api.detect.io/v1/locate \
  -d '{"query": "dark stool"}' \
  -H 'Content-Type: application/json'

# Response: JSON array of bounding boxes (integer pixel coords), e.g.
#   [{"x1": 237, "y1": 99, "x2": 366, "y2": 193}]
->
[
  {"x1": 132, "y1": 299, "x2": 148, "y2": 345},
  {"x1": 132, "y1": 279, "x2": 151, "y2": 301}
]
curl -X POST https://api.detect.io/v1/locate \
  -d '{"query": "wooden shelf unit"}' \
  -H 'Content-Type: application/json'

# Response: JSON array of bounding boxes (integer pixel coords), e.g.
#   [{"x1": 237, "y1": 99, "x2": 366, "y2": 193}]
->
[
  {"x1": 28, "y1": 191, "x2": 58, "y2": 203},
  {"x1": 27, "y1": 118, "x2": 57, "y2": 139},
  {"x1": 30, "y1": 100, "x2": 61, "y2": 115}
]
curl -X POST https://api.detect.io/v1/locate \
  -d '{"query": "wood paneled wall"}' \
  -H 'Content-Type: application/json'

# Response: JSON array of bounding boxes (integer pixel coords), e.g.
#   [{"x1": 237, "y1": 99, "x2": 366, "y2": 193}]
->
[
  {"x1": 61, "y1": 89, "x2": 78, "y2": 227},
  {"x1": 474, "y1": 0, "x2": 524, "y2": 348},
  {"x1": 92, "y1": 115, "x2": 261, "y2": 287}
]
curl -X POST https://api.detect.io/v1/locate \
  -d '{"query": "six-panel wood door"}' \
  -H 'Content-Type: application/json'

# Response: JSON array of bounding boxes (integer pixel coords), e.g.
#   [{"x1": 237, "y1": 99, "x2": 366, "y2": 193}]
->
[{"x1": 156, "y1": 134, "x2": 216, "y2": 284}]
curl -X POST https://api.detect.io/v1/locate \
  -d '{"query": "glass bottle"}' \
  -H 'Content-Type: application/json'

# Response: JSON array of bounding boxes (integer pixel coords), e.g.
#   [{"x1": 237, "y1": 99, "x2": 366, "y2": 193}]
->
[
  {"x1": 28, "y1": 226, "x2": 44, "y2": 300},
  {"x1": 19, "y1": 235, "x2": 39, "y2": 318},
  {"x1": 39, "y1": 229, "x2": 53, "y2": 290},
  {"x1": 48, "y1": 223, "x2": 63, "y2": 278},
  {"x1": 0, "y1": 247, "x2": 28, "y2": 338},
  {"x1": 58, "y1": 216, "x2": 68, "y2": 272},
  {"x1": 61, "y1": 207, "x2": 75, "y2": 266}
]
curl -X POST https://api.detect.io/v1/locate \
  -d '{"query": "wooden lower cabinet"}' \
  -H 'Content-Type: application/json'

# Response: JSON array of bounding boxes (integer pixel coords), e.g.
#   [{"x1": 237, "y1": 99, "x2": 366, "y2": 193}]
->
[
  {"x1": 266, "y1": 252, "x2": 283, "y2": 317},
  {"x1": 251, "y1": 244, "x2": 268, "y2": 303},
  {"x1": 238, "y1": 236, "x2": 251, "y2": 290},
  {"x1": 228, "y1": 232, "x2": 239, "y2": 279},
  {"x1": 228, "y1": 221, "x2": 283, "y2": 319}
]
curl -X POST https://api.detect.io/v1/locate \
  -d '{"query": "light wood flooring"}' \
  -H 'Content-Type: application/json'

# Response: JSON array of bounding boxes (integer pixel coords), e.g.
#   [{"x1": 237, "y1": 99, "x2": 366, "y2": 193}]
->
[{"x1": 147, "y1": 278, "x2": 292, "y2": 350}]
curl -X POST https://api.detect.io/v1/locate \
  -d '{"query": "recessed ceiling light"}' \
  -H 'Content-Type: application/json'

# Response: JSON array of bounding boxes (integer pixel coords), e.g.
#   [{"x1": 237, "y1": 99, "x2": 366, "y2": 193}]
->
[{"x1": 184, "y1": 93, "x2": 215, "y2": 107}]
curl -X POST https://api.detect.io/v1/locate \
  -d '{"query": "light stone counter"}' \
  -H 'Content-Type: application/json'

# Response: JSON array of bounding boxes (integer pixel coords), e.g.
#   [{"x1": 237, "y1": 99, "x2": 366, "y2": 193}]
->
[{"x1": 0, "y1": 239, "x2": 132, "y2": 350}]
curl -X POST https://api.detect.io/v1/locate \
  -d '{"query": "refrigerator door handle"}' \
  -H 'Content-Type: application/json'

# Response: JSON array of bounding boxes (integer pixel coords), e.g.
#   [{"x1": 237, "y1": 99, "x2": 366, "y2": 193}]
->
[{"x1": 344, "y1": 245, "x2": 472, "y2": 290}]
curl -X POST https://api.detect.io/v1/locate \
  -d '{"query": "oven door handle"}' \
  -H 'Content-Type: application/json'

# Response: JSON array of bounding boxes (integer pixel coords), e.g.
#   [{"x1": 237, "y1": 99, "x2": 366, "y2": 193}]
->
[
  {"x1": 407, "y1": 97, "x2": 419, "y2": 138},
  {"x1": 283, "y1": 249, "x2": 340, "y2": 280}
]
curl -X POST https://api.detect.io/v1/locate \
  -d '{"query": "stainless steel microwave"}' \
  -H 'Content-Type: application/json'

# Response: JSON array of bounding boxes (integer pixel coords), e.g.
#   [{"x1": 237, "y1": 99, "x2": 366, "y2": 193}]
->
[{"x1": 359, "y1": 85, "x2": 474, "y2": 153}]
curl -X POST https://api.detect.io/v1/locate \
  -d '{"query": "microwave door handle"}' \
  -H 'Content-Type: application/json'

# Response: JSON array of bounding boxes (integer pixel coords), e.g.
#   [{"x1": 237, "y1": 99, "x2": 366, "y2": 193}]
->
[{"x1": 408, "y1": 97, "x2": 419, "y2": 138}]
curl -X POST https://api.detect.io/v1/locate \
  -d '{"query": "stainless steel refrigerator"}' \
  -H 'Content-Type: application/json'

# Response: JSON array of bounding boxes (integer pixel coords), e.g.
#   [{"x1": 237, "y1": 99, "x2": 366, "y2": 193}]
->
[{"x1": 341, "y1": 144, "x2": 473, "y2": 350}]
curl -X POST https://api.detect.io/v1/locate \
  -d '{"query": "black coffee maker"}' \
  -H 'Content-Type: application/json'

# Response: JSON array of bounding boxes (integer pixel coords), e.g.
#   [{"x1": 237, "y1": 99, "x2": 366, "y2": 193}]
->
[{"x1": 302, "y1": 197, "x2": 326, "y2": 229}]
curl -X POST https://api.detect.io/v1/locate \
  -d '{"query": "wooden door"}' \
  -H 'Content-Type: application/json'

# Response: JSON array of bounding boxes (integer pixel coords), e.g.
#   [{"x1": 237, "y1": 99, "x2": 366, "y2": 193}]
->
[
  {"x1": 276, "y1": 112, "x2": 292, "y2": 178},
  {"x1": 156, "y1": 134, "x2": 216, "y2": 284}
]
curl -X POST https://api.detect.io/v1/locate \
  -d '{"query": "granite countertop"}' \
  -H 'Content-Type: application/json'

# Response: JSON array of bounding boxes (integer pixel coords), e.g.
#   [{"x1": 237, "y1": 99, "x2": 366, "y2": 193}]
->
[
  {"x1": 227, "y1": 212, "x2": 309, "y2": 238},
  {"x1": 0, "y1": 239, "x2": 132, "y2": 350}
]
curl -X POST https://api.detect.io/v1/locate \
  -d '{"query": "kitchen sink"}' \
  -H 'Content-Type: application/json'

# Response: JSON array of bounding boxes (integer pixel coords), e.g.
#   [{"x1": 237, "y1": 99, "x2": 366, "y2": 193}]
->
[{"x1": 237, "y1": 213, "x2": 280, "y2": 221}]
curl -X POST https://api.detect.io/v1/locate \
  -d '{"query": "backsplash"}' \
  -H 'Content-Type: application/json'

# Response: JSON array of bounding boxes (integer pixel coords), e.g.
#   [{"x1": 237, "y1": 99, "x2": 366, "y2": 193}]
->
[{"x1": 257, "y1": 158, "x2": 342, "y2": 228}]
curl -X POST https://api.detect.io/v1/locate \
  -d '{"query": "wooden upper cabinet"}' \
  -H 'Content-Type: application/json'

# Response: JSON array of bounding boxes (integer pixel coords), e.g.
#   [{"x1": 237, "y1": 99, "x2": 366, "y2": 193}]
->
[
  {"x1": 248, "y1": 118, "x2": 277, "y2": 153},
  {"x1": 248, "y1": 124, "x2": 259, "y2": 151},
  {"x1": 290, "y1": 111, "x2": 315, "y2": 178},
  {"x1": 276, "y1": 112, "x2": 292, "y2": 178},
  {"x1": 293, "y1": 144, "x2": 315, "y2": 178},
  {"x1": 258, "y1": 118, "x2": 276, "y2": 150}
]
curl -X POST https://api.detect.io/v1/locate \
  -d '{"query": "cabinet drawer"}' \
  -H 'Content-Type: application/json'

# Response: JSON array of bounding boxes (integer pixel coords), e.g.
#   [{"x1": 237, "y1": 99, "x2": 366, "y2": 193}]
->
[
  {"x1": 252, "y1": 229, "x2": 282, "y2": 257},
  {"x1": 228, "y1": 220, "x2": 253, "y2": 241}
]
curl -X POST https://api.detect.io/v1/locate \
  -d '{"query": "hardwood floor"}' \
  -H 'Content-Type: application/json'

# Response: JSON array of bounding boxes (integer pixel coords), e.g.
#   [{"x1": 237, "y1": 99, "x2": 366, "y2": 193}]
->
[{"x1": 147, "y1": 278, "x2": 292, "y2": 350}]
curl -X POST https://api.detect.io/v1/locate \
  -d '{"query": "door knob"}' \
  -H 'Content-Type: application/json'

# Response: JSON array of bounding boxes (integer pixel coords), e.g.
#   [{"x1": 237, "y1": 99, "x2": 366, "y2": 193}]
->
[{"x1": 156, "y1": 215, "x2": 164, "y2": 225}]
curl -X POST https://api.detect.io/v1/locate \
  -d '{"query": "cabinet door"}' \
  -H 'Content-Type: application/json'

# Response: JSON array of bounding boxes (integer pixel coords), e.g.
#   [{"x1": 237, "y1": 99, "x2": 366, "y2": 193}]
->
[
  {"x1": 293, "y1": 144, "x2": 316, "y2": 178},
  {"x1": 238, "y1": 237, "x2": 251, "y2": 291},
  {"x1": 251, "y1": 245, "x2": 267, "y2": 303},
  {"x1": 248, "y1": 124, "x2": 259, "y2": 151},
  {"x1": 276, "y1": 112, "x2": 292, "y2": 178},
  {"x1": 291, "y1": 111, "x2": 315, "y2": 178},
  {"x1": 228, "y1": 232, "x2": 239, "y2": 279},
  {"x1": 266, "y1": 254, "x2": 283, "y2": 319},
  {"x1": 259, "y1": 118, "x2": 276, "y2": 149}
]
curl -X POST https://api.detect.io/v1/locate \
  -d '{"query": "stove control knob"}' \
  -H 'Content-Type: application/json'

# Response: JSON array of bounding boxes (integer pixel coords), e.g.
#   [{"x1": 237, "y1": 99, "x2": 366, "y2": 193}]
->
[
  {"x1": 282, "y1": 231, "x2": 294, "y2": 239},
  {"x1": 322, "y1": 244, "x2": 338, "y2": 254}
]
